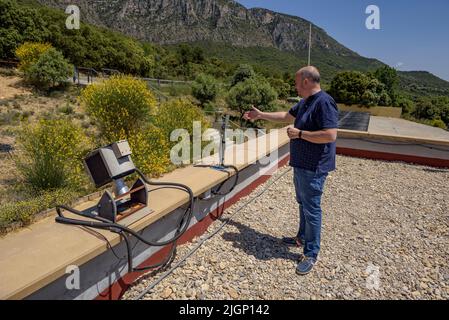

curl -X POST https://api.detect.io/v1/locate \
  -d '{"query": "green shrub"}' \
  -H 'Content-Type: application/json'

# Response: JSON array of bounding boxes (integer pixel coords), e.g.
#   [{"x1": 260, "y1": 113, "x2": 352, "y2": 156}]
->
[
  {"x1": 413, "y1": 97, "x2": 440, "y2": 120},
  {"x1": 58, "y1": 102, "x2": 75, "y2": 115},
  {"x1": 329, "y1": 71, "x2": 392, "y2": 107},
  {"x1": 25, "y1": 48, "x2": 73, "y2": 90},
  {"x1": 203, "y1": 101, "x2": 218, "y2": 114},
  {"x1": 81, "y1": 75, "x2": 157, "y2": 141},
  {"x1": 15, "y1": 42, "x2": 52, "y2": 73},
  {"x1": 394, "y1": 96, "x2": 415, "y2": 114},
  {"x1": 0, "y1": 99, "x2": 10, "y2": 107},
  {"x1": 282, "y1": 72, "x2": 299, "y2": 97},
  {"x1": 19, "y1": 110, "x2": 32, "y2": 121},
  {"x1": 373, "y1": 65, "x2": 399, "y2": 99},
  {"x1": 192, "y1": 73, "x2": 219, "y2": 105},
  {"x1": 0, "y1": 110, "x2": 21, "y2": 125},
  {"x1": 0, "y1": 0, "x2": 48, "y2": 59},
  {"x1": 268, "y1": 77, "x2": 291, "y2": 99},
  {"x1": 0, "y1": 109, "x2": 31, "y2": 124},
  {"x1": 378, "y1": 92, "x2": 392, "y2": 107},
  {"x1": 40, "y1": 111, "x2": 57, "y2": 121},
  {"x1": 153, "y1": 98, "x2": 210, "y2": 140},
  {"x1": 437, "y1": 99, "x2": 448, "y2": 125},
  {"x1": 12, "y1": 100, "x2": 21, "y2": 109},
  {"x1": 154, "y1": 98, "x2": 212, "y2": 166},
  {"x1": 81, "y1": 121, "x2": 91, "y2": 129},
  {"x1": 361, "y1": 90, "x2": 377, "y2": 107},
  {"x1": 231, "y1": 64, "x2": 256, "y2": 87},
  {"x1": 0, "y1": 188, "x2": 77, "y2": 232},
  {"x1": 227, "y1": 77, "x2": 278, "y2": 117},
  {"x1": 15, "y1": 119, "x2": 90, "y2": 191},
  {"x1": 440, "y1": 104, "x2": 449, "y2": 127},
  {"x1": 0, "y1": 67, "x2": 17, "y2": 77},
  {"x1": 430, "y1": 119, "x2": 447, "y2": 129},
  {"x1": 73, "y1": 113, "x2": 85, "y2": 120}
]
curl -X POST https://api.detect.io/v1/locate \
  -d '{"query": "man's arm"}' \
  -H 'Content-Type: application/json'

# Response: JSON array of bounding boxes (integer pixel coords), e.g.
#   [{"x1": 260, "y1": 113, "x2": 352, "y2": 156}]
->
[
  {"x1": 244, "y1": 106, "x2": 295, "y2": 123},
  {"x1": 287, "y1": 127, "x2": 337, "y2": 144}
]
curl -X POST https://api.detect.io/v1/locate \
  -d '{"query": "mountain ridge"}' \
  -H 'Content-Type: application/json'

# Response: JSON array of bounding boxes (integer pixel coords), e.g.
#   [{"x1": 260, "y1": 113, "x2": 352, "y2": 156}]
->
[
  {"x1": 26, "y1": 0, "x2": 449, "y2": 96},
  {"x1": 34, "y1": 0, "x2": 359, "y2": 57}
]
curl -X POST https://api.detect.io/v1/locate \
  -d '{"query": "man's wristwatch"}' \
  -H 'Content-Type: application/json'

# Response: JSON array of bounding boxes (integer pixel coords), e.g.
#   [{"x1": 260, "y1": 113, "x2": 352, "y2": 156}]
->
[{"x1": 298, "y1": 130, "x2": 303, "y2": 140}]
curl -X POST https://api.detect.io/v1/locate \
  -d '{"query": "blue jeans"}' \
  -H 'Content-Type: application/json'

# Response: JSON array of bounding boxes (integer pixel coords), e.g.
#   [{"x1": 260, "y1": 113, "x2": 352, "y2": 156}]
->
[{"x1": 293, "y1": 167, "x2": 328, "y2": 259}]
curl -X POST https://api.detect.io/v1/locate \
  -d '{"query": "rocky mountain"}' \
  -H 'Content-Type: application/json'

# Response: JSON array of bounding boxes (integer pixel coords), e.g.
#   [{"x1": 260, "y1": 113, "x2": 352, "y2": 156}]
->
[
  {"x1": 35, "y1": 0, "x2": 358, "y2": 57},
  {"x1": 27, "y1": 0, "x2": 449, "y2": 95}
]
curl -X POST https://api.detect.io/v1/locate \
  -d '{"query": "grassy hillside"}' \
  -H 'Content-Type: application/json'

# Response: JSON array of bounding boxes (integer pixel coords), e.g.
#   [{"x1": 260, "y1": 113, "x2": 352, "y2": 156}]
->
[
  {"x1": 183, "y1": 42, "x2": 385, "y2": 84},
  {"x1": 175, "y1": 42, "x2": 449, "y2": 98},
  {"x1": 398, "y1": 71, "x2": 449, "y2": 98}
]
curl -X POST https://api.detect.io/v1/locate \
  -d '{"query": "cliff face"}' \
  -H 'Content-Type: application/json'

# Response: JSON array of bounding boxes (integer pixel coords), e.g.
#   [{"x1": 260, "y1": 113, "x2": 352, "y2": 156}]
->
[{"x1": 35, "y1": 0, "x2": 358, "y2": 57}]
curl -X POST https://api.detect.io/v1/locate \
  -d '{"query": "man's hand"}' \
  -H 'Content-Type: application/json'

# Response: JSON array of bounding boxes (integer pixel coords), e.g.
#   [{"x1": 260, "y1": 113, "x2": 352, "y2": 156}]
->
[
  {"x1": 287, "y1": 127, "x2": 301, "y2": 140},
  {"x1": 243, "y1": 106, "x2": 263, "y2": 121}
]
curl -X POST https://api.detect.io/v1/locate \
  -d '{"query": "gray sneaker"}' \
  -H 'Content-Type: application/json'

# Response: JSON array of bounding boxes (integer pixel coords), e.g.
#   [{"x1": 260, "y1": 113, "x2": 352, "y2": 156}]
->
[{"x1": 296, "y1": 257, "x2": 317, "y2": 275}]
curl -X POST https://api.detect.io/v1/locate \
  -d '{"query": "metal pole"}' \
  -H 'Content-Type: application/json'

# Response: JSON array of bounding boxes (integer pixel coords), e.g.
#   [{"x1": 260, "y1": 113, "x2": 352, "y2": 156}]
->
[{"x1": 220, "y1": 115, "x2": 230, "y2": 167}]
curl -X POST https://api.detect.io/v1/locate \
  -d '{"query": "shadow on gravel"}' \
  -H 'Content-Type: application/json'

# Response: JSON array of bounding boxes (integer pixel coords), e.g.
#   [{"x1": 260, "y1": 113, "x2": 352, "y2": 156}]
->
[{"x1": 221, "y1": 220, "x2": 301, "y2": 262}]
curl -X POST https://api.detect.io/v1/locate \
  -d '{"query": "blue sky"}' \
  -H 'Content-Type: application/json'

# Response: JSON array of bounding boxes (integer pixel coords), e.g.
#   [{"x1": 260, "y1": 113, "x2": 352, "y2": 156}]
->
[{"x1": 238, "y1": 0, "x2": 449, "y2": 81}]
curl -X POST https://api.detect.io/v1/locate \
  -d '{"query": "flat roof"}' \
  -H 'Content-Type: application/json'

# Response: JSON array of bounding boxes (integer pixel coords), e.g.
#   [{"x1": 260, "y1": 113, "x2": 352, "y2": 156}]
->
[
  {"x1": 368, "y1": 116, "x2": 449, "y2": 141},
  {"x1": 123, "y1": 155, "x2": 449, "y2": 300}
]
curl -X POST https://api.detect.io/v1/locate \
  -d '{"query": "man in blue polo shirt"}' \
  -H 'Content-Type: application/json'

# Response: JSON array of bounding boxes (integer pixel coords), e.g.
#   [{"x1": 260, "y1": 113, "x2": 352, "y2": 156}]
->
[{"x1": 244, "y1": 66, "x2": 339, "y2": 275}]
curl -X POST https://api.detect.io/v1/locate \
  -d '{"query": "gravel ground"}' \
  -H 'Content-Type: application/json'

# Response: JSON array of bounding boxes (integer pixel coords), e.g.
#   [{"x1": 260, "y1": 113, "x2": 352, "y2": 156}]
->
[{"x1": 123, "y1": 155, "x2": 449, "y2": 300}]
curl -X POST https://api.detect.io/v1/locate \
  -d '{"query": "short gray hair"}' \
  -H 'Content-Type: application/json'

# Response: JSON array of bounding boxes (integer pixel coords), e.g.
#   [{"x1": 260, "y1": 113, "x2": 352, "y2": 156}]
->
[{"x1": 296, "y1": 66, "x2": 321, "y2": 84}]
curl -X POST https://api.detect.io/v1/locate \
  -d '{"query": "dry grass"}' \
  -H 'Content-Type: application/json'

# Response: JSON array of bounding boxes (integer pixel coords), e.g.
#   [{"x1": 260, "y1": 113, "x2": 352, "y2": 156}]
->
[
  {"x1": 0, "y1": 73, "x2": 91, "y2": 205},
  {"x1": 0, "y1": 72, "x2": 32, "y2": 100}
]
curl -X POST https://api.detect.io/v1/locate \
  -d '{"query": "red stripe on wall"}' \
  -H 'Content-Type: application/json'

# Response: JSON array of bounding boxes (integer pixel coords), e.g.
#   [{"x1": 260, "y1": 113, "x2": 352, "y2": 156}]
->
[
  {"x1": 96, "y1": 155, "x2": 291, "y2": 300},
  {"x1": 337, "y1": 147, "x2": 449, "y2": 168}
]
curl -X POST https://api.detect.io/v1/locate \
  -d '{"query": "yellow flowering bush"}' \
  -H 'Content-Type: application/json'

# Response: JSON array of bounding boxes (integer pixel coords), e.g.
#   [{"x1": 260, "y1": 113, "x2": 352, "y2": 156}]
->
[
  {"x1": 80, "y1": 75, "x2": 157, "y2": 141},
  {"x1": 15, "y1": 42, "x2": 52, "y2": 73},
  {"x1": 127, "y1": 126, "x2": 172, "y2": 177},
  {"x1": 154, "y1": 97, "x2": 210, "y2": 141},
  {"x1": 15, "y1": 119, "x2": 91, "y2": 191}
]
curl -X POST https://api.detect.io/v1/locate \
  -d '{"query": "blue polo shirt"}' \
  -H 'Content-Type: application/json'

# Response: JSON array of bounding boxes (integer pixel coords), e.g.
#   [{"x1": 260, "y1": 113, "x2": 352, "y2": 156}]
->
[{"x1": 288, "y1": 90, "x2": 339, "y2": 173}]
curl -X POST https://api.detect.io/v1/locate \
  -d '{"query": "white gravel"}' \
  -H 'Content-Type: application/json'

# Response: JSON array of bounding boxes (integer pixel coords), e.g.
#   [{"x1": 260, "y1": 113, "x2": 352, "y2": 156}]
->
[{"x1": 122, "y1": 155, "x2": 449, "y2": 300}]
